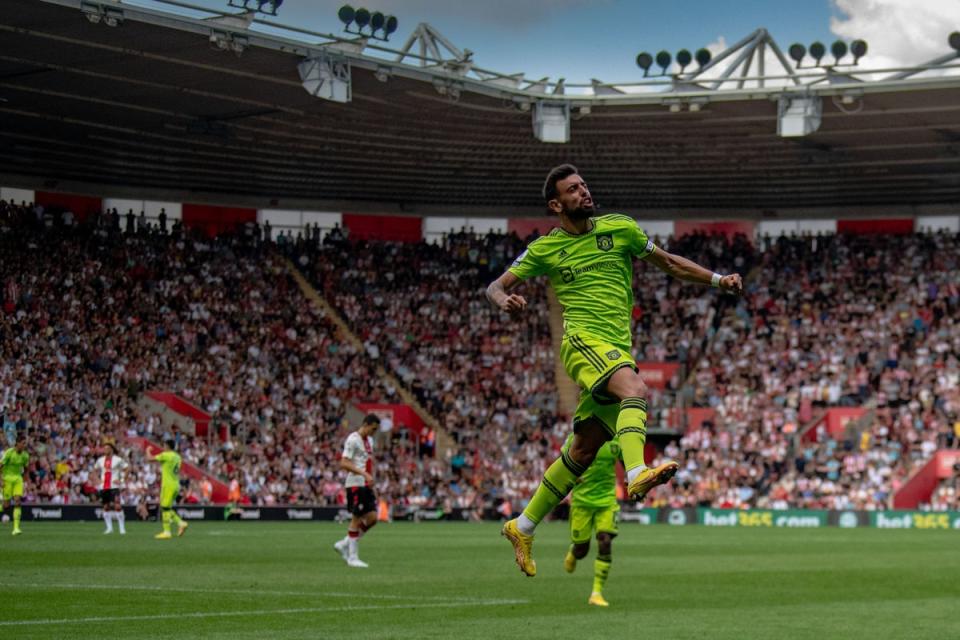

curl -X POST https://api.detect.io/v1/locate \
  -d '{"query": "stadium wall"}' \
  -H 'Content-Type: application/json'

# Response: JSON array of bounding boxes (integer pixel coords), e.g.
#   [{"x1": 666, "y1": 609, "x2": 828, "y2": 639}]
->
[
  {"x1": 20, "y1": 505, "x2": 960, "y2": 529},
  {"x1": 5, "y1": 186, "x2": 960, "y2": 240}
]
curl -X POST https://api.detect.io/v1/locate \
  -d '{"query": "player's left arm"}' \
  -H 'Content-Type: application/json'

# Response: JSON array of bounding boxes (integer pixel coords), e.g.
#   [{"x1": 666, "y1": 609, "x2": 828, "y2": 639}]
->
[{"x1": 642, "y1": 246, "x2": 743, "y2": 295}]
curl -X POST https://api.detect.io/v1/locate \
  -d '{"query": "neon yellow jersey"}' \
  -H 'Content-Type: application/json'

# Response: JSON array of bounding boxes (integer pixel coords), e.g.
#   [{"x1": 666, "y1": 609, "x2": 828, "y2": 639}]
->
[
  {"x1": 155, "y1": 451, "x2": 182, "y2": 490},
  {"x1": 563, "y1": 435, "x2": 621, "y2": 508},
  {"x1": 1, "y1": 449, "x2": 29, "y2": 479},
  {"x1": 508, "y1": 214, "x2": 654, "y2": 350}
]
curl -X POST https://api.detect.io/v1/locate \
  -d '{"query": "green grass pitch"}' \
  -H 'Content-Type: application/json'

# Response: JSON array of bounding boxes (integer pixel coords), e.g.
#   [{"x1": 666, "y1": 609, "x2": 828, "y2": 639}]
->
[{"x1": 2, "y1": 520, "x2": 959, "y2": 639}]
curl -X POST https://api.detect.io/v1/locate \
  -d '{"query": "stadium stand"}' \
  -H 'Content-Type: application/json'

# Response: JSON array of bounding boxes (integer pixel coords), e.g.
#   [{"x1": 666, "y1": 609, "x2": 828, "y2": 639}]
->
[{"x1": 2, "y1": 196, "x2": 959, "y2": 514}]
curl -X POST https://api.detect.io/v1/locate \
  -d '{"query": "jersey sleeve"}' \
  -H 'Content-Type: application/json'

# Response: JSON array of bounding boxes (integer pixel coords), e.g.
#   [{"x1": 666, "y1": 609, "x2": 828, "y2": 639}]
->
[
  {"x1": 507, "y1": 241, "x2": 548, "y2": 280},
  {"x1": 155, "y1": 451, "x2": 169, "y2": 463},
  {"x1": 342, "y1": 435, "x2": 357, "y2": 460},
  {"x1": 624, "y1": 218, "x2": 656, "y2": 258}
]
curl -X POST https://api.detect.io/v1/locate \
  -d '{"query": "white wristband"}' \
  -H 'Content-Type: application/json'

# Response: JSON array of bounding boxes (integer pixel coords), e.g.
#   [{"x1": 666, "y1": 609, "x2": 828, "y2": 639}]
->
[{"x1": 710, "y1": 273, "x2": 722, "y2": 287}]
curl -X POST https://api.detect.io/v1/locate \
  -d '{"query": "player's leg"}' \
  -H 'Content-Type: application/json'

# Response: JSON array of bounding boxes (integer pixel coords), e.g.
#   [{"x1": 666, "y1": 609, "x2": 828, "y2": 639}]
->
[
  {"x1": 604, "y1": 367, "x2": 678, "y2": 500},
  {"x1": 564, "y1": 505, "x2": 593, "y2": 573},
  {"x1": 171, "y1": 496, "x2": 188, "y2": 537},
  {"x1": 102, "y1": 492, "x2": 113, "y2": 534},
  {"x1": 11, "y1": 480, "x2": 23, "y2": 534},
  {"x1": 115, "y1": 499, "x2": 126, "y2": 535},
  {"x1": 588, "y1": 506, "x2": 618, "y2": 607},
  {"x1": 156, "y1": 488, "x2": 176, "y2": 539},
  {"x1": 588, "y1": 532, "x2": 615, "y2": 607},
  {"x1": 503, "y1": 417, "x2": 607, "y2": 577},
  {"x1": 335, "y1": 488, "x2": 358, "y2": 562}
]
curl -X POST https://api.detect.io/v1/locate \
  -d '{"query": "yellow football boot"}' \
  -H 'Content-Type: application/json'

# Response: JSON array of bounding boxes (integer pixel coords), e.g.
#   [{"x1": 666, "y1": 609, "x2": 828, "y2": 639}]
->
[
  {"x1": 501, "y1": 518, "x2": 536, "y2": 577},
  {"x1": 627, "y1": 461, "x2": 679, "y2": 501}
]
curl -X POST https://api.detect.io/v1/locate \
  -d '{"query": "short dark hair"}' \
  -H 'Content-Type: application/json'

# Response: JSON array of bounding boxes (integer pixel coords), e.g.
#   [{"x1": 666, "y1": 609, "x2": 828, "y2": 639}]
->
[
  {"x1": 542, "y1": 163, "x2": 579, "y2": 203},
  {"x1": 164, "y1": 438, "x2": 177, "y2": 450},
  {"x1": 362, "y1": 414, "x2": 381, "y2": 426}
]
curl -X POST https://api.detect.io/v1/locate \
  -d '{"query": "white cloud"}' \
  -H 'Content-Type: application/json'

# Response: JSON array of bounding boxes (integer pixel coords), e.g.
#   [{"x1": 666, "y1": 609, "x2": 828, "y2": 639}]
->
[{"x1": 830, "y1": 0, "x2": 960, "y2": 71}]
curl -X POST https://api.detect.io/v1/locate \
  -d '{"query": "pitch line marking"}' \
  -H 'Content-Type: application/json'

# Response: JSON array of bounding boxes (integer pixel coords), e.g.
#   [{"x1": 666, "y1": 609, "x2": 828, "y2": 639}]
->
[
  {"x1": 0, "y1": 600, "x2": 528, "y2": 627},
  {"x1": 19, "y1": 582, "x2": 528, "y2": 605}
]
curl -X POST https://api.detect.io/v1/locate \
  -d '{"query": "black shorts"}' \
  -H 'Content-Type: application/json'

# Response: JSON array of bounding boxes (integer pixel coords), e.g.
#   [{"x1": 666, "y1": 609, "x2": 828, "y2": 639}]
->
[
  {"x1": 347, "y1": 486, "x2": 376, "y2": 517},
  {"x1": 100, "y1": 489, "x2": 120, "y2": 505}
]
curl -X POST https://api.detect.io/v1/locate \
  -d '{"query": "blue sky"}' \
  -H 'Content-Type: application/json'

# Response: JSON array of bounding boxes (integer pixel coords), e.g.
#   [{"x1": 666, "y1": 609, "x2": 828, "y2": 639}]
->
[{"x1": 131, "y1": 0, "x2": 959, "y2": 84}]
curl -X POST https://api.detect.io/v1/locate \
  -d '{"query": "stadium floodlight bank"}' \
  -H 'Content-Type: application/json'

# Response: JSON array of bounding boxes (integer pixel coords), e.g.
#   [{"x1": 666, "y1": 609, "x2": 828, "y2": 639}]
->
[{"x1": 52, "y1": 0, "x2": 960, "y2": 141}]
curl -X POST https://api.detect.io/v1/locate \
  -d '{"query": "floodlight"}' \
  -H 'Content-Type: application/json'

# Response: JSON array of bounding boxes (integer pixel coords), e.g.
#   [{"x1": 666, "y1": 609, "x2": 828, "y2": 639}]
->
[
  {"x1": 809, "y1": 41, "x2": 825, "y2": 65},
  {"x1": 695, "y1": 48, "x2": 711, "y2": 68},
  {"x1": 370, "y1": 11, "x2": 385, "y2": 32},
  {"x1": 533, "y1": 102, "x2": 570, "y2": 143},
  {"x1": 655, "y1": 50, "x2": 672, "y2": 73},
  {"x1": 338, "y1": 5, "x2": 354, "y2": 26},
  {"x1": 788, "y1": 43, "x2": 806, "y2": 65},
  {"x1": 676, "y1": 49, "x2": 692, "y2": 72},
  {"x1": 850, "y1": 39, "x2": 868, "y2": 63},
  {"x1": 830, "y1": 40, "x2": 847, "y2": 63},
  {"x1": 778, "y1": 95, "x2": 821, "y2": 137},
  {"x1": 950, "y1": 32, "x2": 960, "y2": 52},
  {"x1": 298, "y1": 55, "x2": 352, "y2": 103},
  {"x1": 354, "y1": 7, "x2": 370, "y2": 29},
  {"x1": 384, "y1": 16, "x2": 398, "y2": 36},
  {"x1": 636, "y1": 52, "x2": 653, "y2": 76}
]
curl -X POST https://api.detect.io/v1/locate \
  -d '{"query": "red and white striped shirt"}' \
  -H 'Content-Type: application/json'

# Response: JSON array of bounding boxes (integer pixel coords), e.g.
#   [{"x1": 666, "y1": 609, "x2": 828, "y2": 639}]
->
[{"x1": 94, "y1": 455, "x2": 129, "y2": 491}]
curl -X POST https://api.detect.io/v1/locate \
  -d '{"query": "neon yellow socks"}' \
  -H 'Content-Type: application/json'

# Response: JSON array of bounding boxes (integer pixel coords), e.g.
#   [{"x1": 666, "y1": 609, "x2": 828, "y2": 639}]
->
[
  {"x1": 617, "y1": 398, "x2": 649, "y2": 475},
  {"x1": 593, "y1": 555, "x2": 611, "y2": 595},
  {"x1": 520, "y1": 449, "x2": 587, "y2": 531}
]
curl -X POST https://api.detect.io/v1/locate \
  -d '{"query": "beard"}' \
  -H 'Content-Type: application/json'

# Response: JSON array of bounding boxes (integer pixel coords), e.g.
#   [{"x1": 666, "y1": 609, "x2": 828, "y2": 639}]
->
[{"x1": 564, "y1": 202, "x2": 595, "y2": 220}]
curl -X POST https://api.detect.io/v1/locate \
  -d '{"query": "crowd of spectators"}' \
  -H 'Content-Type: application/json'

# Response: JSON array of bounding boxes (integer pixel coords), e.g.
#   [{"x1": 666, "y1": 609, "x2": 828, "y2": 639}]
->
[
  {"x1": 649, "y1": 231, "x2": 960, "y2": 511},
  {"x1": 3, "y1": 197, "x2": 958, "y2": 514}
]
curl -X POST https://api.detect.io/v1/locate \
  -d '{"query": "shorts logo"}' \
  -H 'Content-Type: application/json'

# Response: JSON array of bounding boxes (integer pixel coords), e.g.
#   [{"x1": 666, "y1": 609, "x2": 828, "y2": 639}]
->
[
  {"x1": 596, "y1": 234, "x2": 614, "y2": 252},
  {"x1": 572, "y1": 528, "x2": 580, "y2": 539},
  {"x1": 559, "y1": 267, "x2": 575, "y2": 283},
  {"x1": 606, "y1": 350, "x2": 621, "y2": 360}
]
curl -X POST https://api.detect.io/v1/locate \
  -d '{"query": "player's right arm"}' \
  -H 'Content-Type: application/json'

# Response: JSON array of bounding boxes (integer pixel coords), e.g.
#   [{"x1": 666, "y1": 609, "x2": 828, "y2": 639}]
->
[
  {"x1": 485, "y1": 271, "x2": 527, "y2": 315},
  {"x1": 486, "y1": 242, "x2": 547, "y2": 315}
]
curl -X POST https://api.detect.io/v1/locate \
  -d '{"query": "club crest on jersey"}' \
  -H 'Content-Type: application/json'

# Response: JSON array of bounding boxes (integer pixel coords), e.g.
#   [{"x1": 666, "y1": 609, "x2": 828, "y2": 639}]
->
[
  {"x1": 606, "y1": 349, "x2": 621, "y2": 360},
  {"x1": 559, "y1": 267, "x2": 575, "y2": 283},
  {"x1": 596, "y1": 234, "x2": 614, "y2": 252}
]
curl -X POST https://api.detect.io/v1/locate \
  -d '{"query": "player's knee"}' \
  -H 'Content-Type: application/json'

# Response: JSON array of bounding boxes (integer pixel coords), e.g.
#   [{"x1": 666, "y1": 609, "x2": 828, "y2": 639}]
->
[
  {"x1": 597, "y1": 533, "x2": 613, "y2": 556},
  {"x1": 622, "y1": 377, "x2": 647, "y2": 399},
  {"x1": 573, "y1": 542, "x2": 590, "y2": 559},
  {"x1": 569, "y1": 429, "x2": 605, "y2": 466},
  {"x1": 607, "y1": 369, "x2": 647, "y2": 400}
]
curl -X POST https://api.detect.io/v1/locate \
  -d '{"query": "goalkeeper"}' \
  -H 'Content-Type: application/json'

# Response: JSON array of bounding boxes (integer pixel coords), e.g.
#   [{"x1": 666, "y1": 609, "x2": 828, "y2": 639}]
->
[{"x1": 562, "y1": 433, "x2": 623, "y2": 607}]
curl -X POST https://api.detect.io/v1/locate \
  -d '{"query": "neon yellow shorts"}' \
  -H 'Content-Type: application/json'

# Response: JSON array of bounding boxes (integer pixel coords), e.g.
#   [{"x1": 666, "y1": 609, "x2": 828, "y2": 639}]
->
[
  {"x1": 160, "y1": 485, "x2": 179, "y2": 509},
  {"x1": 560, "y1": 332, "x2": 636, "y2": 436},
  {"x1": 569, "y1": 503, "x2": 620, "y2": 544},
  {"x1": 3, "y1": 476, "x2": 23, "y2": 500}
]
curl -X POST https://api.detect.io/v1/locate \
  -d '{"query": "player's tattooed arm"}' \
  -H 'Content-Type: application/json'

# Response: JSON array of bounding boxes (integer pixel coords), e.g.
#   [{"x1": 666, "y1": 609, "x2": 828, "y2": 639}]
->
[
  {"x1": 486, "y1": 271, "x2": 527, "y2": 315},
  {"x1": 643, "y1": 246, "x2": 743, "y2": 295}
]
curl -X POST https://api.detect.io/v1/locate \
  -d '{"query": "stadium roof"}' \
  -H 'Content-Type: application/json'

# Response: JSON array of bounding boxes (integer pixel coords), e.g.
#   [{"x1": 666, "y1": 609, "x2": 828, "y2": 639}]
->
[{"x1": 1, "y1": 0, "x2": 959, "y2": 218}]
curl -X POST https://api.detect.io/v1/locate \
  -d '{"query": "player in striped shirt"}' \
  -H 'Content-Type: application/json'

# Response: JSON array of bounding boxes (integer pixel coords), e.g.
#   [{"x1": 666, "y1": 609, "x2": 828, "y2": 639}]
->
[
  {"x1": 93, "y1": 440, "x2": 129, "y2": 535},
  {"x1": 334, "y1": 414, "x2": 381, "y2": 568}
]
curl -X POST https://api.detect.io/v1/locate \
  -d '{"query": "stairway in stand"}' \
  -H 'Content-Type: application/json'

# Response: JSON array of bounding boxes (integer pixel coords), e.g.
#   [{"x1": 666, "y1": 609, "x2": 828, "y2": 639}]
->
[{"x1": 283, "y1": 258, "x2": 454, "y2": 455}]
